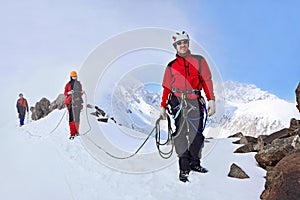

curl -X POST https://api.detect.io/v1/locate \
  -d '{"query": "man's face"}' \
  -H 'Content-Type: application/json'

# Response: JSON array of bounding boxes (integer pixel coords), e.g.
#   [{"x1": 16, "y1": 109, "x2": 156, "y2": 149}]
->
[{"x1": 175, "y1": 39, "x2": 189, "y2": 55}]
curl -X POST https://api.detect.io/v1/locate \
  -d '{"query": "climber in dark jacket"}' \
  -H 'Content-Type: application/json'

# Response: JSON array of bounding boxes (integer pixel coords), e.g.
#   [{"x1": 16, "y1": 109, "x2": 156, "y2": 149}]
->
[{"x1": 16, "y1": 93, "x2": 29, "y2": 126}]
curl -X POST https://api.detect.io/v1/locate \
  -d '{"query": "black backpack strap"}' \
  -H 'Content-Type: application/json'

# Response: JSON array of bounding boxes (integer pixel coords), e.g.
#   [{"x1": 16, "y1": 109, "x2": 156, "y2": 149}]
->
[
  {"x1": 191, "y1": 54, "x2": 203, "y2": 73},
  {"x1": 167, "y1": 59, "x2": 176, "y2": 77},
  {"x1": 191, "y1": 54, "x2": 204, "y2": 92}
]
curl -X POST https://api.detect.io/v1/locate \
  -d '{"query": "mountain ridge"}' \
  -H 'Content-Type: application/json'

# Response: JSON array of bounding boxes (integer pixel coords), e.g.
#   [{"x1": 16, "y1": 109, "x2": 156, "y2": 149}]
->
[{"x1": 110, "y1": 79, "x2": 299, "y2": 137}]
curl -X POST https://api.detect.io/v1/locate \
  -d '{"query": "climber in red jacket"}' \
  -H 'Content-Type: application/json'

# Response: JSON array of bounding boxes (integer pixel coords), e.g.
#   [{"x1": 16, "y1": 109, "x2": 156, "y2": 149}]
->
[
  {"x1": 160, "y1": 31, "x2": 216, "y2": 182},
  {"x1": 64, "y1": 71, "x2": 84, "y2": 140}
]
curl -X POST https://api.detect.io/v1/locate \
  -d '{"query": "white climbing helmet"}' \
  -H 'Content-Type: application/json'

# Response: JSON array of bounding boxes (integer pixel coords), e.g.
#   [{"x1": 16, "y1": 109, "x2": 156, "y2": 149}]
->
[{"x1": 172, "y1": 31, "x2": 190, "y2": 45}]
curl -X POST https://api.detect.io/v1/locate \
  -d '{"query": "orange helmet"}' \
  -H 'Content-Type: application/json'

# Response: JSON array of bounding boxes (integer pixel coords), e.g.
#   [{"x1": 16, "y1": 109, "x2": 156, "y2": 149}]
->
[{"x1": 70, "y1": 71, "x2": 77, "y2": 77}]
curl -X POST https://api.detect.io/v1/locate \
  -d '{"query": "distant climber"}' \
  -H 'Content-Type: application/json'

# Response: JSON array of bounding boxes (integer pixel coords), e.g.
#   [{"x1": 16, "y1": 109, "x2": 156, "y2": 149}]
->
[
  {"x1": 64, "y1": 71, "x2": 84, "y2": 140},
  {"x1": 16, "y1": 93, "x2": 29, "y2": 126}
]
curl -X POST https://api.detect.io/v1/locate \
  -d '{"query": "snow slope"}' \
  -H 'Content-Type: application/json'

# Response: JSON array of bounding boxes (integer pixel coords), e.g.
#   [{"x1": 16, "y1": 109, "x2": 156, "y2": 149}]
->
[
  {"x1": 0, "y1": 109, "x2": 266, "y2": 200},
  {"x1": 3, "y1": 80, "x2": 299, "y2": 199}
]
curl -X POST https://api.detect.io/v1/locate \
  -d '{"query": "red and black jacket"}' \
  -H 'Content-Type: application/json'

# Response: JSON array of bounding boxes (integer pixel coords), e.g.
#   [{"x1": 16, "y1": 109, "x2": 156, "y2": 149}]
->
[
  {"x1": 161, "y1": 51, "x2": 215, "y2": 108},
  {"x1": 64, "y1": 79, "x2": 83, "y2": 105},
  {"x1": 16, "y1": 98, "x2": 28, "y2": 114}
]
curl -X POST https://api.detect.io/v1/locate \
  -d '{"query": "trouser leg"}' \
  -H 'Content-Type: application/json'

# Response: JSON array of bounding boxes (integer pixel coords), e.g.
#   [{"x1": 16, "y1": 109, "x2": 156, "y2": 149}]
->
[
  {"x1": 68, "y1": 104, "x2": 81, "y2": 136},
  {"x1": 187, "y1": 99, "x2": 204, "y2": 167},
  {"x1": 173, "y1": 112, "x2": 191, "y2": 171},
  {"x1": 20, "y1": 118, "x2": 24, "y2": 126},
  {"x1": 19, "y1": 111, "x2": 25, "y2": 126},
  {"x1": 69, "y1": 122, "x2": 77, "y2": 136},
  {"x1": 68, "y1": 106, "x2": 77, "y2": 136}
]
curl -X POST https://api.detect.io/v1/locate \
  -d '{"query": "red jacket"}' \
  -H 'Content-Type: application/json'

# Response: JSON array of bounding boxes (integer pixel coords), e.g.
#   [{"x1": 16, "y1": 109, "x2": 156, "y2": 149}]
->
[
  {"x1": 64, "y1": 80, "x2": 83, "y2": 105},
  {"x1": 161, "y1": 51, "x2": 215, "y2": 108}
]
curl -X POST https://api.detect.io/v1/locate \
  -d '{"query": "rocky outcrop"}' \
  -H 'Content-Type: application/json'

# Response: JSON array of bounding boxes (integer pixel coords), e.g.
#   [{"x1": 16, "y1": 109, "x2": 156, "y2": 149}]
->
[
  {"x1": 229, "y1": 133, "x2": 266, "y2": 153},
  {"x1": 230, "y1": 118, "x2": 300, "y2": 198},
  {"x1": 228, "y1": 163, "x2": 249, "y2": 179},
  {"x1": 261, "y1": 151, "x2": 300, "y2": 200},
  {"x1": 232, "y1": 135, "x2": 258, "y2": 145},
  {"x1": 296, "y1": 82, "x2": 300, "y2": 113},
  {"x1": 255, "y1": 136, "x2": 297, "y2": 169},
  {"x1": 30, "y1": 97, "x2": 51, "y2": 120},
  {"x1": 30, "y1": 94, "x2": 66, "y2": 120},
  {"x1": 289, "y1": 118, "x2": 300, "y2": 133},
  {"x1": 49, "y1": 94, "x2": 65, "y2": 111},
  {"x1": 228, "y1": 132, "x2": 243, "y2": 139}
]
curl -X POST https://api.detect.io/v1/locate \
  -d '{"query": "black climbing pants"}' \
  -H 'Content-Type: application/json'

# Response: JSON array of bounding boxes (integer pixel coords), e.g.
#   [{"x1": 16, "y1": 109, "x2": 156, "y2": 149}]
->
[{"x1": 170, "y1": 96, "x2": 205, "y2": 171}]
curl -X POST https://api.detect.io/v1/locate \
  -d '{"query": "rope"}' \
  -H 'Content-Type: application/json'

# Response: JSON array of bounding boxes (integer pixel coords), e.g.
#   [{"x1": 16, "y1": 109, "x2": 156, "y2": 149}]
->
[
  {"x1": 85, "y1": 122, "x2": 159, "y2": 159},
  {"x1": 155, "y1": 115, "x2": 174, "y2": 159},
  {"x1": 23, "y1": 110, "x2": 67, "y2": 138},
  {"x1": 23, "y1": 89, "x2": 207, "y2": 161},
  {"x1": 80, "y1": 93, "x2": 208, "y2": 160},
  {"x1": 78, "y1": 92, "x2": 91, "y2": 136}
]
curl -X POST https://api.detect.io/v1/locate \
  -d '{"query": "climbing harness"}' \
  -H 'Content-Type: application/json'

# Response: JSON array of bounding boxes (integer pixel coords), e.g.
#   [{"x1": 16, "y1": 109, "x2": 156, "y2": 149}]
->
[{"x1": 167, "y1": 91, "x2": 208, "y2": 140}]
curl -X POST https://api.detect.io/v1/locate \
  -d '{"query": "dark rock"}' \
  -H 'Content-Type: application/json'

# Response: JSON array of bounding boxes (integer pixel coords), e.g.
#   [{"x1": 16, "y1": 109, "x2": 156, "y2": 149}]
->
[
  {"x1": 233, "y1": 136, "x2": 259, "y2": 153},
  {"x1": 228, "y1": 163, "x2": 250, "y2": 179},
  {"x1": 30, "y1": 97, "x2": 51, "y2": 120},
  {"x1": 97, "y1": 118, "x2": 108, "y2": 123},
  {"x1": 228, "y1": 132, "x2": 244, "y2": 138},
  {"x1": 95, "y1": 106, "x2": 106, "y2": 116},
  {"x1": 255, "y1": 136, "x2": 297, "y2": 169},
  {"x1": 90, "y1": 111, "x2": 100, "y2": 117},
  {"x1": 263, "y1": 128, "x2": 289, "y2": 144},
  {"x1": 261, "y1": 151, "x2": 300, "y2": 200},
  {"x1": 89, "y1": 105, "x2": 108, "y2": 122},
  {"x1": 232, "y1": 136, "x2": 257, "y2": 145},
  {"x1": 255, "y1": 135, "x2": 266, "y2": 152},
  {"x1": 31, "y1": 94, "x2": 66, "y2": 120},
  {"x1": 296, "y1": 82, "x2": 300, "y2": 113},
  {"x1": 292, "y1": 135, "x2": 300, "y2": 149},
  {"x1": 234, "y1": 143, "x2": 255, "y2": 153},
  {"x1": 289, "y1": 118, "x2": 300, "y2": 131}
]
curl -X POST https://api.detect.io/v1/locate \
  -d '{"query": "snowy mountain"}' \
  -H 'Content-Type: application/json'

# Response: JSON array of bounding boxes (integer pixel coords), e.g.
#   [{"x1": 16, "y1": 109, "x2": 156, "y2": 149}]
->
[
  {"x1": 222, "y1": 81, "x2": 279, "y2": 103},
  {"x1": 216, "y1": 81, "x2": 299, "y2": 136},
  {"x1": 111, "y1": 77, "x2": 161, "y2": 135},
  {"x1": 110, "y1": 79, "x2": 299, "y2": 137}
]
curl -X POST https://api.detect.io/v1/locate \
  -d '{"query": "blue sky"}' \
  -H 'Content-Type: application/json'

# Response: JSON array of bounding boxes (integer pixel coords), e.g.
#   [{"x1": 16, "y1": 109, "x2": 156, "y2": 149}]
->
[
  {"x1": 187, "y1": 1, "x2": 300, "y2": 101},
  {"x1": 0, "y1": 0, "x2": 299, "y2": 104}
]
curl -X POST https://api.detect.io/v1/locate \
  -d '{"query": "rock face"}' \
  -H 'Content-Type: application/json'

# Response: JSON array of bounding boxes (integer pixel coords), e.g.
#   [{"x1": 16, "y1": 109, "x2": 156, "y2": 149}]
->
[
  {"x1": 30, "y1": 94, "x2": 66, "y2": 120},
  {"x1": 231, "y1": 118, "x2": 300, "y2": 199},
  {"x1": 228, "y1": 132, "x2": 244, "y2": 139},
  {"x1": 255, "y1": 136, "x2": 297, "y2": 169},
  {"x1": 49, "y1": 94, "x2": 65, "y2": 111},
  {"x1": 261, "y1": 151, "x2": 300, "y2": 200},
  {"x1": 30, "y1": 97, "x2": 51, "y2": 120},
  {"x1": 229, "y1": 133, "x2": 265, "y2": 153},
  {"x1": 296, "y1": 82, "x2": 300, "y2": 113},
  {"x1": 228, "y1": 163, "x2": 249, "y2": 179}
]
